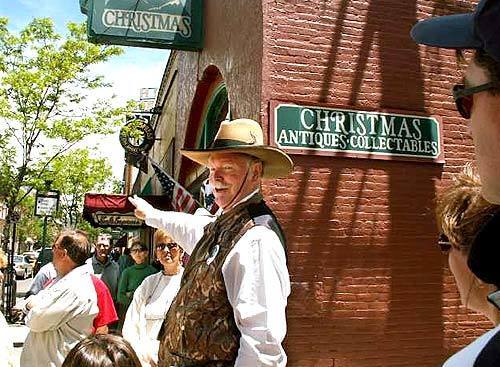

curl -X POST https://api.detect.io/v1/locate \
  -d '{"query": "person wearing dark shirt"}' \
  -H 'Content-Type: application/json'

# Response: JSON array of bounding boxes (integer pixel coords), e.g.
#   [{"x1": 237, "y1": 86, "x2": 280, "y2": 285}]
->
[{"x1": 86, "y1": 235, "x2": 120, "y2": 303}]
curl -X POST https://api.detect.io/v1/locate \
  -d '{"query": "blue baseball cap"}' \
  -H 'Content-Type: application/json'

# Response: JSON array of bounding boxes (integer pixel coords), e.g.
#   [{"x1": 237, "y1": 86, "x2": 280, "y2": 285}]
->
[{"x1": 411, "y1": 0, "x2": 500, "y2": 62}]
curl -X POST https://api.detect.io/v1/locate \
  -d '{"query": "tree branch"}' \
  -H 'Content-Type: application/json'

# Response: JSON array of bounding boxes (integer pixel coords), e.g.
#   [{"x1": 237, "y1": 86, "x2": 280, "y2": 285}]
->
[{"x1": 13, "y1": 141, "x2": 77, "y2": 206}]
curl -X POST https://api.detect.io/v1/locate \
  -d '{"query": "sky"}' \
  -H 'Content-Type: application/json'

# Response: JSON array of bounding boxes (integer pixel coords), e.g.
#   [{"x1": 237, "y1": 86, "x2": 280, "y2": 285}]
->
[{"x1": 0, "y1": 0, "x2": 171, "y2": 181}]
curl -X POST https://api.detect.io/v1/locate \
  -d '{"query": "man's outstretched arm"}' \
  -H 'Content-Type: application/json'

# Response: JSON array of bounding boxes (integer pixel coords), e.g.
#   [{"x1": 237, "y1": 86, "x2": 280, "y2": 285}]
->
[{"x1": 129, "y1": 195, "x2": 215, "y2": 254}]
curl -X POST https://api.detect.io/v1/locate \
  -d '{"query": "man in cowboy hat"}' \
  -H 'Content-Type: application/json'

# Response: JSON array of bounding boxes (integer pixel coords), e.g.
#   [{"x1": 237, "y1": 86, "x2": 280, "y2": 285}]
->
[
  {"x1": 129, "y1": 118, "x2": 293, "y2": 367},
  {"x1": 411, "y1": 0, "x2": 500, "y2": 204}
]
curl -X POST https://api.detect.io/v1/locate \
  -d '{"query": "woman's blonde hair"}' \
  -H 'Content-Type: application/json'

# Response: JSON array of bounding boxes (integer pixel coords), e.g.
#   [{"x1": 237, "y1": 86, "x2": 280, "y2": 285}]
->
[
  {"x1": 153, "y1": 228, "x2": 174, "y2": 244},
  {"x1": 436, "y1": 164, "x2": 500, "y2": 254}
]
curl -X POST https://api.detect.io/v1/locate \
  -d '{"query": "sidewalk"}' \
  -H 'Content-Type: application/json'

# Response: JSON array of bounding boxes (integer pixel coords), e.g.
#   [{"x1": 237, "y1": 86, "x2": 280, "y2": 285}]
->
[{"x1": 8, "y1": 322, "x2": 29, "y2": 367}]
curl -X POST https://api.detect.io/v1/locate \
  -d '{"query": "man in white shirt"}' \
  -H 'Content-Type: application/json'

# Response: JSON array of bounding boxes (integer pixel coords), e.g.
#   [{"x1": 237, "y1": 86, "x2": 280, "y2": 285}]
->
[
  {"x1": 21, "y1": 230, "x2": 98, "y2": 367},
  {"x1": 129, "y1": 118, "x2": 294, "y2": 367}
]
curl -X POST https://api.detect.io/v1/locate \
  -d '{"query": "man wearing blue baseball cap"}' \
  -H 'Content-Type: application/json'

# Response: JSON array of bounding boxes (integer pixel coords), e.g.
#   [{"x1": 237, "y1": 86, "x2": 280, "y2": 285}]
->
[
  {"x1": 411, "y1": 0, "x2": 500, "y2": 204},
  {"x1": 412, "y1": 3, "x2": 500, "y2": 365}
]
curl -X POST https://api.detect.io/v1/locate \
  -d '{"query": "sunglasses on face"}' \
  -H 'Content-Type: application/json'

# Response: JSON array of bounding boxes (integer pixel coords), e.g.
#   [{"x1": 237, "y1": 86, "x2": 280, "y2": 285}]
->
[
  {"x1": 156, "y1": 242, "x2": 178, "y2": 251},
  {"x1": 437, "y1": 233, "x2": 452, "y2": 254},
  {"x1": 453, "y1": 82, "x2": 496, "y2": 119},
  {"x1": 130, "y1": 248, "x2": 146, "y2": 254}
]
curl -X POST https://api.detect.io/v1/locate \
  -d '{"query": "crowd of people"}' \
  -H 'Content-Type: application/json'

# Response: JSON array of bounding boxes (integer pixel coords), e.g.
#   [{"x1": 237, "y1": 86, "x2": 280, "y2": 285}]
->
[
  {"x1": 3, "y1": 227, "x2": 184, "y2": 367},
  {"x1": 0, "y1": 0, "x2": 499, "y2": 366}
]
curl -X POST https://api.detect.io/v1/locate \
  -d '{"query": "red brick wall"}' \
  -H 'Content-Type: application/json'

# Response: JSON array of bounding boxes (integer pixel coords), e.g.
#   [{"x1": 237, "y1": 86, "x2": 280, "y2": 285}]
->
[{"x1": 260, "y1": 0, "x2": 489, "y2": 366}]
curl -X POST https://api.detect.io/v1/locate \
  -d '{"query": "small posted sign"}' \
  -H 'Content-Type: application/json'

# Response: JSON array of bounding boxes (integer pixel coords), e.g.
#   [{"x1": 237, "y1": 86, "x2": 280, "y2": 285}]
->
[
  {"x1": 35, "y1": 191, "x2": 60, "y2": 217},
  {"x1": 270, "y1": 101, "x2": 444, "y2": 163}
]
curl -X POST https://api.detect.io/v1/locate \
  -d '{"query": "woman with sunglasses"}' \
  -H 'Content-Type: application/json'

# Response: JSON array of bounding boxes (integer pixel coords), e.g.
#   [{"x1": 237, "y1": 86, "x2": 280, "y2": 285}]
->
[
  {"x1": 436, "y1": 165, "x2": 500, "y2": 367},
  {"x1": 122, "y1": 229, "x2": 184, "y2": 367}
]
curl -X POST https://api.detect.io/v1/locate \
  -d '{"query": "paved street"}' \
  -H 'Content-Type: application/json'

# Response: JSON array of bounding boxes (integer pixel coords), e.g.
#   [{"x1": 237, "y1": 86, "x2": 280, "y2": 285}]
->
[{"x1": 7, "y1": 277, "x2": 32, "y2": 367}]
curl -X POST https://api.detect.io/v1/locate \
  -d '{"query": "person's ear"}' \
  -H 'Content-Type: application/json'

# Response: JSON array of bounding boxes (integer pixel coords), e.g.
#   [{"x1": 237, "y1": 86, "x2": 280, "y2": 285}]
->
[{"x1": 251, "y1": 161, "x2": 263, "y2": 181}]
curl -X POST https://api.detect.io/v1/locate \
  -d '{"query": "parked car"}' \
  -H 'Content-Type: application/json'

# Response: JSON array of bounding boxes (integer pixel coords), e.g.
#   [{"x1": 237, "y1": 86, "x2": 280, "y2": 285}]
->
[
  {"x1": 23, "y1": 251, "x2": 38, "y2": 266},
  {"x1": 13, "y1": 255, "x2": 34, "y2": 279}
]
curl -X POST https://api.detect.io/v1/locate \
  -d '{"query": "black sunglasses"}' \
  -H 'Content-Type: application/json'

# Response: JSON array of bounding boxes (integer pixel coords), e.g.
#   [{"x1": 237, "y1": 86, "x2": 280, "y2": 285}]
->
[
  {"x1": 437, "y1": 233, "x2": 452, "y2": 254},
  {"x1": 453, "y1": 82, "x2": 496, "y2": 119},
  {"x1": 156, "y1": 242, "x2": 178, "y2": 251}
]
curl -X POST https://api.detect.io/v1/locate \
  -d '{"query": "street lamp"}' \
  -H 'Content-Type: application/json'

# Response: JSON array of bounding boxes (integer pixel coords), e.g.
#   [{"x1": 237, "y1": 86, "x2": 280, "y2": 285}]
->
[{"x1": 1, "y1": 210, "x2": 20, "y2": 321}]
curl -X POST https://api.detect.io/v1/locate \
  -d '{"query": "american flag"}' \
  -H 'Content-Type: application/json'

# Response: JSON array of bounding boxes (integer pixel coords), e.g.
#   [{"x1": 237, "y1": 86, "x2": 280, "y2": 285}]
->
[
  {"x1": 150, "y1": 160, "x2": 198, "y2": 214},
  {"x1": 201, "y1": 179, "x2": 219, "y2": 214}
]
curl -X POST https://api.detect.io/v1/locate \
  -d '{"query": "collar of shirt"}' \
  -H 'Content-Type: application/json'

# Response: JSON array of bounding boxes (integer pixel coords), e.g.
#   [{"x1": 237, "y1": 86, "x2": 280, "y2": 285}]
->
[
  {"x1": 218, "y1": 189, "x2": 260, "y2": 216},
  {"x1": 92, "y1": 254, "x2": 111, "y2": 268},
  {"x1": 48, "y1": 264, "x2": 91, "y2": 289}
]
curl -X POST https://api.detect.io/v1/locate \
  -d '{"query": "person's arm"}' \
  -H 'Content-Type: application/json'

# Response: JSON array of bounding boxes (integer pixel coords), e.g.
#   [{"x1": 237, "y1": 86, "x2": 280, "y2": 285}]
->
[
  {"x1": 129, "y1": 196, "x2": 214, "y2": 255},
  {"x1": 222, "y1": 227, "x2": 290, "y2": 367},
  {"x1": 117, "y1": 269, "x2": 130, "y2": 306},
  {"x1": 26, "y1": 286, "x2": 93, "y2": 332},
  {"x1": 25, "y1": 269, "x2": 49, "y2": 297}
]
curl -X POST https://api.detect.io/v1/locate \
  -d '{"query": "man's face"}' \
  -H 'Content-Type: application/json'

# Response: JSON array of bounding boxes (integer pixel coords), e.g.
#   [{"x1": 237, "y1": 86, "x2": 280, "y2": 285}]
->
[
  {"x1": 466, "y1": 59, "x2": 500, "y2": 203},
  {"x1": 95, "y1": 239, "x2": 111, "y2": 262},
  {"x1": 208, "y1": 153, "x2": 262, "y2": 211}
]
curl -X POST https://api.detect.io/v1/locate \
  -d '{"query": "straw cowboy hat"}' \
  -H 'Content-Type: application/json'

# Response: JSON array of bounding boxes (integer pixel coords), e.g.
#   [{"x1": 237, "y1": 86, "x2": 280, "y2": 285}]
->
[{"x1": 181, "y1": 118, "x2": 293, "y2": 178}]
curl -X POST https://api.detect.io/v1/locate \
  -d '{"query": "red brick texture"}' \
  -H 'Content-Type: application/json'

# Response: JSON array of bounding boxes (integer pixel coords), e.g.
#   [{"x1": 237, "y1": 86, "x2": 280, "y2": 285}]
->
[{"x1": 259, "y1": 1, "x2": 488, "y2": 366}]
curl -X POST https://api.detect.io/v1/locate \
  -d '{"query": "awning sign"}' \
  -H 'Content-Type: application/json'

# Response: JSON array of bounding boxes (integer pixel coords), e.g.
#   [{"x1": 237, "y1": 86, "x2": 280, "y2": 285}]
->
[
  {"x1": 84, "y1": 0, "x2": 203, "y2": 50},
  {"x1": 83, "y1": 193, "x2": 172, "y2": 228},
  {"x1": 92, "y1": 212, "x2": 143, "y2": 227},
  {"x1": 271, "y1": 102, "x2": 443, "y2": 162}
]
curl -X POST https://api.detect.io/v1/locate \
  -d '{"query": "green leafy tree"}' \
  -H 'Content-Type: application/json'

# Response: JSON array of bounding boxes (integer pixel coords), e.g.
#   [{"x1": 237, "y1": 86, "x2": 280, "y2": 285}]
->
[
  {"x1": 0, "y1": 17, "x2": 126, "y2": 242},
  {"x1": 48, "y1": 148, "x2": 113, "y2": 228},
  {"x1": 11, "y1": 149, "x2": 115, "y2": 252}
]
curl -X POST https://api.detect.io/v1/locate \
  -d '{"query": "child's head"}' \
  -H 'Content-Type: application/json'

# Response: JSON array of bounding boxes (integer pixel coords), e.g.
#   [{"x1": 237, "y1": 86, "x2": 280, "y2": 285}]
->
[{"x1": 62, "y1": 334, "x2": 141, "y2": 367}]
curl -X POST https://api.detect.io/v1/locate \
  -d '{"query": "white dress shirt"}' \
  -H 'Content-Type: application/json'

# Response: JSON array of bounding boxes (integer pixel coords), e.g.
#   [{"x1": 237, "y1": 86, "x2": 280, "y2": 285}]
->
[
  {"x1": 21, "y1": 265, "x2": 99, "y2": 367},
  {"x1": 123, "y1": 268, "x2": 184, "y2": 367},
  {"x1": 143, "y1": 192, "x2": 290, "y2": 367}
]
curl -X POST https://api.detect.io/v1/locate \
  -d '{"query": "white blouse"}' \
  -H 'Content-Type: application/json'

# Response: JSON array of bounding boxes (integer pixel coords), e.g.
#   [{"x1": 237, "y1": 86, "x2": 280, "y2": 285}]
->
[{"x1": 122, "y1": 268, "x2": 184, "y2": 367}]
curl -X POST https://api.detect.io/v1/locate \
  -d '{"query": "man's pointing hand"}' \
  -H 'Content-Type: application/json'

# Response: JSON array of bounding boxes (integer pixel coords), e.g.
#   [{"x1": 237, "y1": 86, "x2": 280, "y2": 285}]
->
[{"x1": 128, "y1": 195, "x2": 153, "y2": 221}]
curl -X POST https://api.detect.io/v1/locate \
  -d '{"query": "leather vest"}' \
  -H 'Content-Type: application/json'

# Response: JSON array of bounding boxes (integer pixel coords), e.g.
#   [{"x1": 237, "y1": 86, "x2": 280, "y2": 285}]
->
[{"x1": 158, "y1": 193, "x2": 286, "y2": 367}]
